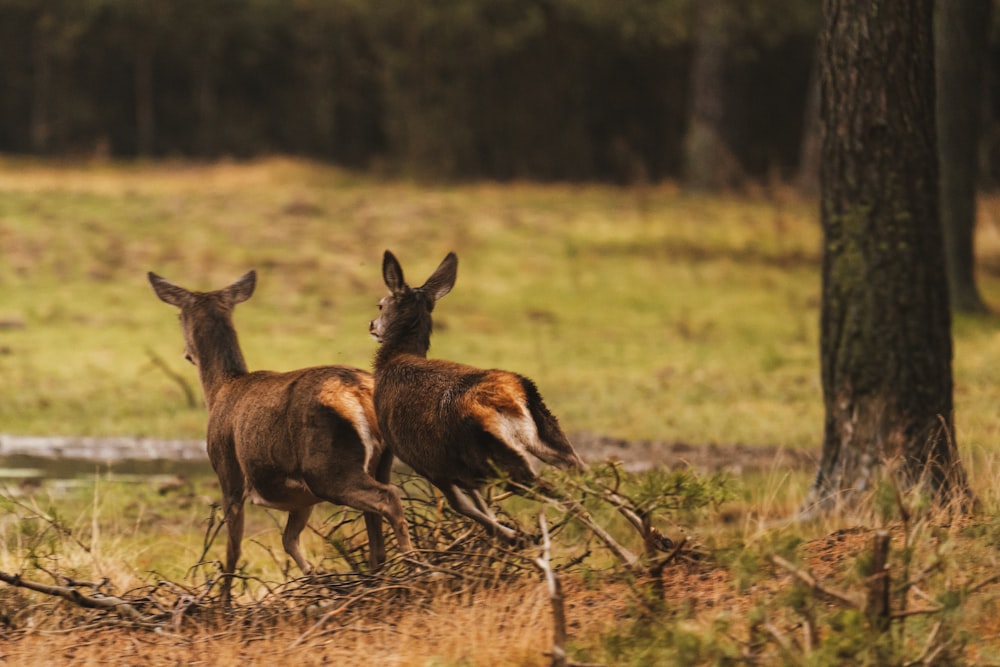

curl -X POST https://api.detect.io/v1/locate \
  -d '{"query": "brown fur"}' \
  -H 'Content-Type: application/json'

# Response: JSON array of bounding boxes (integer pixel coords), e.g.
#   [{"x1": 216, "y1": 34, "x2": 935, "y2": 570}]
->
[
  {"x1": 149, "y1": 270, "x2": 412, "y2": 604},
  {"x1": 369, "y1": 251, "x2": 584, "y2": 544}
]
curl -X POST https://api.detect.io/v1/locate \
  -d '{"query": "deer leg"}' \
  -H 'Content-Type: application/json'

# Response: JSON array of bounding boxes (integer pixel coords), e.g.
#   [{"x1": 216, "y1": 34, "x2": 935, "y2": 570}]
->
[
  {"x1": 318, "y1": 476, "x2": 413, "y2": 560},
  {"x1": 363, "y1": 450, "x2": 396, "y2": 568},
  {"x1": 282, "y1": 506, "x2": 314, "y2": 574},
  {"x1": 221, "y1": 500, "x2": 245, "y2": 605},
  {"x1": 469, "y1": 488, "x2": 524, "y2": 535},
  {"x1": 441, "y1": 484, "x2": 520, "y2": 543},
  {"x1": 363, "y1": 512, "x2": 386, "y2": 569}
]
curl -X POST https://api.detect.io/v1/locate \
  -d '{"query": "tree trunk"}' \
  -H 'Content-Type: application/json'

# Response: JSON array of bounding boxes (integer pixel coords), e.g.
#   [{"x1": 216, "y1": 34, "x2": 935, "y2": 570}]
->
[
  {"x1": 806, "y1": 0, "x2": 972, "y2": 513},
  {"x1": 135, "y1": 41, "x2": 155, "y2": 157},
  {"x1": 796, "y1": 50, "x2": 821, "y2": 196},
  {"x1": 194, "y1": 38, "x2": 220, "y2": 158},
  {"x1": 30, "y1": 11, "x2": 52, "y2": 154},
  {"x1": 935, "y1": 0, "x2": 991, "y2": 314},
  {"x1": 683, "y1": 0, "x2": 740, "y2": 190}
]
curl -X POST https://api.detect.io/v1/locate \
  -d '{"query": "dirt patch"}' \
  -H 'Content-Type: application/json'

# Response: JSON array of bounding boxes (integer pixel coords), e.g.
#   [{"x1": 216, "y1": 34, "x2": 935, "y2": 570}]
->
[{"x1": 570, "y1": 432, "x2": 818, "y2": 474}]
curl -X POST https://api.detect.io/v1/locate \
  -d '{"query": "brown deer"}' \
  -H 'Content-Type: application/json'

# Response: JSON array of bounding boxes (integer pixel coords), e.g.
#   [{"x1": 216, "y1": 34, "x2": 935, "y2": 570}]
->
[
  {"x1": 149, "y1": 270, "x2": 412, "y2": 603},
  {"x1": 370, "y1": 251, "x2": 640, "y2": 561}
]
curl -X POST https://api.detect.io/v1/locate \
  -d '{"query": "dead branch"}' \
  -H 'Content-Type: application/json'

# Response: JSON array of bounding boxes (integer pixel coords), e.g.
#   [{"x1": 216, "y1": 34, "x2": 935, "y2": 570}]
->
[
  {"x1": 770, "y1": 554, "x2": 862, "y2": 609},
  {"x1": 866, "y1": 530, "x2": 891, "y2": 633},
  {"x1": 762, "y1": 621, "x2": 796, "y2": 655},
  {"x1": 533, "y1": 512, "x2": 567, "y2": 667},
  {"x1": 288, "y1": 584, "x2": 420, "y2": 649},
  {"x1": 145, "y1": 347, "x2": 198, "y2": 407},
  {"x1": 966, "y1": 572, "x2": 1000, "y2": 596},
  {"x1": 0, "y1": 570, "x2": 145, "y2": 623},
  {"x1": 903, "y1": 621, "x2": 942, "y2": 667},
  {"x1": 511, "y1": 481, "x2": 641, "y2": 573}
]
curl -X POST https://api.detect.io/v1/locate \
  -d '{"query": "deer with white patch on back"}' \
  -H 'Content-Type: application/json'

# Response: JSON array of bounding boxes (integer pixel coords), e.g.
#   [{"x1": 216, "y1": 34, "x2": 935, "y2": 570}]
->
[
  {"x1": 149, "y1": 270, "x2": 412, "y2": 604},
  {"x1": 369, "y1": 251, "x2": 590, "y2": 545}
]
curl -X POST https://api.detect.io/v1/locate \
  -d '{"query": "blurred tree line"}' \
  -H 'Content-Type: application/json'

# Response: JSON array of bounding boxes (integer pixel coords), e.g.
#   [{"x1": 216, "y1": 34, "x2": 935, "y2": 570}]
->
[{"x1": 0, "y1": 0, "x2": 996, "y2": 185}]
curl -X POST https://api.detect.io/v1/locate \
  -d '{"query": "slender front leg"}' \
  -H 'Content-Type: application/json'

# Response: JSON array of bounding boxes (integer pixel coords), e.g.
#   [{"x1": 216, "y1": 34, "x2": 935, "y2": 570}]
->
[
  {"x1": 364, "y1": 449, "x2": 396, "y2": 568},
  {"x1": 282, "y1": 506, "x2": 315, "y2": 574},
  {"x1": 221, "y1": 500, "x2": 245, "y2": 606},
  {"x1": 441, "y1": 484, "x2": 520, "y2": 543}
]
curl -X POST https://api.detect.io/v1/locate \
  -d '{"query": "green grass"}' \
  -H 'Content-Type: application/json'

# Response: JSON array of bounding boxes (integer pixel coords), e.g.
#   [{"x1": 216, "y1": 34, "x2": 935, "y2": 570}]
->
[
  {"x1": 0, "y1": 158, "x2": 830, "y2": 447},
  {"x1": 5, "y1": 157, "x2": 1000, "y2": 489},
  {"x1": 4, "y1": 157, "x2": 1000, "y2": 462},
  {"x1": 5, "y1": 158, "x2": 1000, "y2": 663}
]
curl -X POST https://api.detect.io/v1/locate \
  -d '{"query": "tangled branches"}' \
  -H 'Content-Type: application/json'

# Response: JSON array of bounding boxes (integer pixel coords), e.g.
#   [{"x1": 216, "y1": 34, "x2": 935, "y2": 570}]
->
[{"x1": 0, "y1": 464, "x2": 714, "y2": 652}]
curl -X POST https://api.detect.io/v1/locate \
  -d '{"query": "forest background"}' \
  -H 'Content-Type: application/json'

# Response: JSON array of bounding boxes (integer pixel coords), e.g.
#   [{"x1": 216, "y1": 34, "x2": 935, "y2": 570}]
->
[
  {"x1": 4, "y1": 2, "x2": 1000, "y2": 664},
  {"x1": 0, "y1": 0, "x2": 930, "y2": 185}
]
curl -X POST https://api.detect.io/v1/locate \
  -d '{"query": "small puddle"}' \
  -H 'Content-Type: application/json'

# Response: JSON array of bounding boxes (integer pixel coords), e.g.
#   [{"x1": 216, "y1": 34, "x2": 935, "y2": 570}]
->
[{"x1": 0, "y1": 454, "x2": 213, "y2": 496}]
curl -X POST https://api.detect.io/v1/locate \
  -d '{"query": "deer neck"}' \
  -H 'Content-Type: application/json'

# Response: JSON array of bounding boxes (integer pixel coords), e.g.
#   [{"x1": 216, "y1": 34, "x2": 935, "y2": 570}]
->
[
  {"x1": 374, "y1": 317, "x2": 432, "y2": 370},
  {"x1": 191, "y1": 317, "x2": 249, "y2": 408}
]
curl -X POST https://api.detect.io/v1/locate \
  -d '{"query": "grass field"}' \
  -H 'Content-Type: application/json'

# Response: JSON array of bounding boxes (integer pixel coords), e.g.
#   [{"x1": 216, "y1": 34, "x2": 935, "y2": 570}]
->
[{"x1": 3, "y1": 158, "x2": 1000, "y2": 665}]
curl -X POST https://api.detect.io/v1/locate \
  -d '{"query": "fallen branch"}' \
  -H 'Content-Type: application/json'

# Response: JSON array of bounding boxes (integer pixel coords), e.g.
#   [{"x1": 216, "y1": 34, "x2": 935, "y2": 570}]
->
[
  {"x1": 770, "y1": 555, "x2": 862, "y2": 609},
  {"x1": 0, "y1": 570, "x2": 146, "y2": 622},
  {"x1": 966, "y1": 572, "x2": 1000, "y2": 596},
  {"x1": 288, "y1": 584, "x2": 419, "y2": 649}
]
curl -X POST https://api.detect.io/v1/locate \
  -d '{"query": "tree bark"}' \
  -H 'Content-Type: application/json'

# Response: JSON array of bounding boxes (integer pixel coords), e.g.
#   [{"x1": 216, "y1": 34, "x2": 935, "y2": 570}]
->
[
  {"x1": 796, "y1": 50, "x2": 821, "y2": 196},
  {"x1": 935, "y1": 0, "x2": 991, "y2": 314},
  {"x1": 135, "y1": 41, "x2": 155, "y2": 157},
  {"x1": 30, "y1": 11, "x2": 52, "y2": 154},
  {"x1": 806, "y1": 0, "x2": 972, "y2": 513}
]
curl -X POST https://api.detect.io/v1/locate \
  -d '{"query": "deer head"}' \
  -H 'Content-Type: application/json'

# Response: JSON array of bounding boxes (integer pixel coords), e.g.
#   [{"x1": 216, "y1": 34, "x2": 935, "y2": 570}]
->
[
  {"x1": 369, "y1": 251, "x2": 457, "y2": 352},
  {"x1": 148, "y1": 270, "x2": 256, "y2": 368}
]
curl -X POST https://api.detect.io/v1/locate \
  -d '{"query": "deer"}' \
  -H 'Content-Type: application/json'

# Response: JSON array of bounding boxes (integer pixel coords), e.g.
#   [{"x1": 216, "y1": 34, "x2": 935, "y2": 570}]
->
[
  {"x1": 369, "y1": 251, "x2": 643, "y2": 567},
  {"x1": 149, "y1": 270, "x2": 412, "y2": 604}
]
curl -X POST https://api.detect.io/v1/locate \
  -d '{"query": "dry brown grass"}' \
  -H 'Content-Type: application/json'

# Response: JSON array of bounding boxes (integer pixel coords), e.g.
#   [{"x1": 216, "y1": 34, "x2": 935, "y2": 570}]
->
[{"x1": 1, "y1": 577, "x2": 632, "y2": 667}]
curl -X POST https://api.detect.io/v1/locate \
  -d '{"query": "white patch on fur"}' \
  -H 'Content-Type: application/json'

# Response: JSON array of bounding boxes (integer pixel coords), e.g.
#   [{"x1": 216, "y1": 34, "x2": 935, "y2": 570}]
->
[
  {"x1": 484, "y1": 402, "x2": 541, "y2": 474},
  {"x1": 343, "y1": 395, "x2": 377, "y2": 472}
]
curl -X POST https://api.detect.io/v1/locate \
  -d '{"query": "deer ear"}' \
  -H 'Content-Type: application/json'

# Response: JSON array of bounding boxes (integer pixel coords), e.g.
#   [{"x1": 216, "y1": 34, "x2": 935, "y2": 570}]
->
[
  {"x1": 383, "y1": 250, "x2": 407, "y2": 294},
  {"x1": 421, "y1": 252, "x2": 457, "y2": 302},
  {"x1": 148, "y1": 272, "x2": 191, "y2": 307},
  {"x1": 224, "y1": 270, "x2": 256, "y2": 305}
]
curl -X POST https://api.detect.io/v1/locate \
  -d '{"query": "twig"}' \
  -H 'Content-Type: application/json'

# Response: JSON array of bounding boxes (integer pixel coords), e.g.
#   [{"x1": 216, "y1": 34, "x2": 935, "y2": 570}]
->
[
  {"x1": 511, "y1": 481, "x2": 641, "y2": 573},
  {"x1": 770, "y1": 555, "x2": 862, "y2": 609},
  {"x1": 903, "y1": 621, "x2": 942, "y2": 667},
  {"x1": 966, "y1": 572, "x2": 1000, "y2": 596},
  {"x1": 762, "y1": 621, "x2": 795, "y2": 655},
  {"x1": 145, "y1": 347, "x2": 198, "y2": 407},
  {"x1": 288, "y1": 584, "x2": 416, "y2": 649},
  {"x1": 4, "y1": 494, "x2": 92, "y2": 554},
  {"x1": 192, "y1": 503, "x2": 225, "y2": 574},
  {"x1": 533, "y1": 512, "x2": 567, "y2": 667}
]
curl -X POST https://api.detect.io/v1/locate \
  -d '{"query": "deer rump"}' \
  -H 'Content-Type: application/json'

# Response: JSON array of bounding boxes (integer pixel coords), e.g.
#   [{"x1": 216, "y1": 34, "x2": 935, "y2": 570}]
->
[
  {"x1": 375, "y1": 357, "x2": 577, "y2": 491},
  {"x1": 210, "y1": 367, "x2": 383, "y2": 510}
]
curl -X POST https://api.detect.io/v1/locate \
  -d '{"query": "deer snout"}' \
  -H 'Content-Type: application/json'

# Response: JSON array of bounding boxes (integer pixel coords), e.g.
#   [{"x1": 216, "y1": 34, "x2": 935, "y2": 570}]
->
[{"x1": 369, "y1": 319, "x2": 382, "y2": 342}]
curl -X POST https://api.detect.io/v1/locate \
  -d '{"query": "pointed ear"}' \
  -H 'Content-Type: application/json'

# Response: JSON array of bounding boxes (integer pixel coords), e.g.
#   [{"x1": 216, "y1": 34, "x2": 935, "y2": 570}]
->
[
  {"x1": 148, "y1": 272, "x2": 191, "y2": 308},
  {"x1": 223, "y1": 270, "x2": 256, "y2": 306},
  {"x1": 382, "y1": 250, "x2": 407, "y2": 294},
  {"x1": 421, "y1": 252, "x2": 458, "y2": 302}
]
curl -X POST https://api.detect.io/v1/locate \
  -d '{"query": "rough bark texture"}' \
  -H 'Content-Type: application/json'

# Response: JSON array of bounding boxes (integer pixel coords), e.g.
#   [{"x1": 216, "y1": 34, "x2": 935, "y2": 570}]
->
[
  {"x1": 807, "y1": 0, "x2": 971, "y2": 512},
  {"x1": 796, "y1": 52, "x2": 822, "y2": 196},
  {"x1": 935, "y1": 0, "x2": 991, "y2": 313}
]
